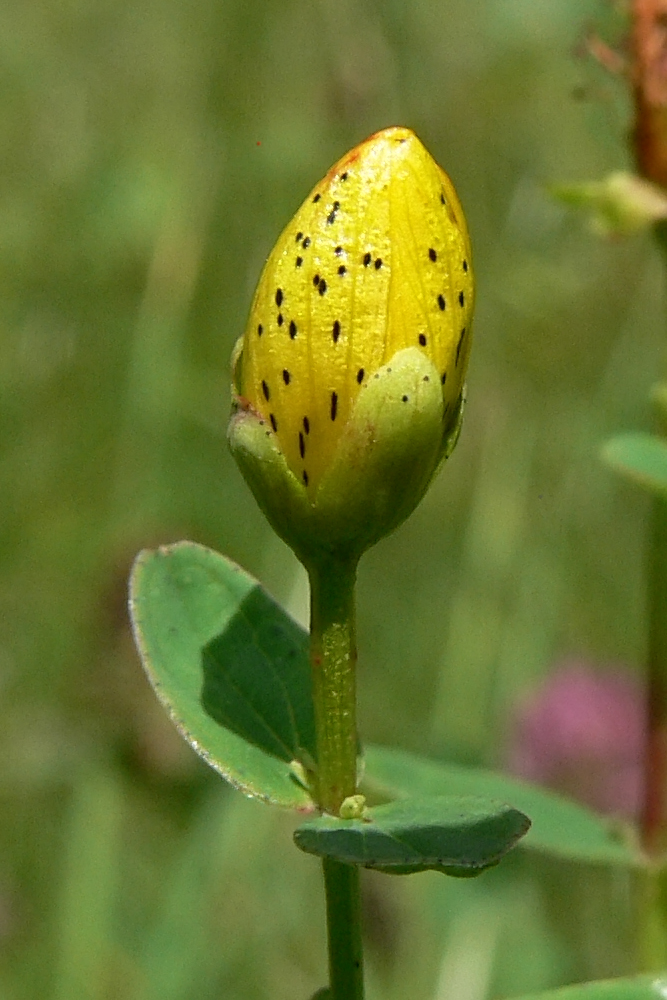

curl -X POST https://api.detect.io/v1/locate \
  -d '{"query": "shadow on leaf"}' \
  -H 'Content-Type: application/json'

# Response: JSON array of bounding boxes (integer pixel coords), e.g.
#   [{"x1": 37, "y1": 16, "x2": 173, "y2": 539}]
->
[{"x1": 200, "y1": 587, "x2": 317, "y2": 765}]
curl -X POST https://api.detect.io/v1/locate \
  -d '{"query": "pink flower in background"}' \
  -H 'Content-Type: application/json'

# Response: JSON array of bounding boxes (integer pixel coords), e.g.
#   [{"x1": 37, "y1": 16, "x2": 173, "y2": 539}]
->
[{"x1": 507, "y1": 660, "x2": 646, "y2": 819}]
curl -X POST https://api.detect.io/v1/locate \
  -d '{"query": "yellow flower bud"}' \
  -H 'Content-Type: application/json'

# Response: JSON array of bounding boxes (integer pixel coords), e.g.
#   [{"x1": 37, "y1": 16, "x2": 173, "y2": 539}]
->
[{"x1": 229, "y1": 126, "x2": 474, "y2": 566}]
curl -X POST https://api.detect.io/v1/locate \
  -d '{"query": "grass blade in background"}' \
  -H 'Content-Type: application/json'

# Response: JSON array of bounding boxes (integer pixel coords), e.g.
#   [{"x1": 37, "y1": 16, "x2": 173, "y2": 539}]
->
[
  {"x1": 513, "y1": 975, "x2": 667, "y2": 1000},
  {"x1": 52, "y1": 770, "x2": 123, "y2": 1000}
]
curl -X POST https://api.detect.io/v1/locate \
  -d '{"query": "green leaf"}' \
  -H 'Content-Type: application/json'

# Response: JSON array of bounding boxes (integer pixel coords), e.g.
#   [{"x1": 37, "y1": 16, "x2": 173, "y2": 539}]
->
[
  {"x1": 551, "y1": 171, "x2": 667, "y2": 236},
  {"x1": 129, "y1": 541, "x2": 316, "y2": 810},
  {"x1": 363, "y1": 746, "x2": 641, "y2": 867},
  {"x1": 601, "y1": 433, "x2": 667, "y2": 496},
  {"x1": 513, "y1": 975, "x2": 667, "y2": 1000},
  {"x1": 294, "y1": 795, "x2": 530, "y2": 876}
]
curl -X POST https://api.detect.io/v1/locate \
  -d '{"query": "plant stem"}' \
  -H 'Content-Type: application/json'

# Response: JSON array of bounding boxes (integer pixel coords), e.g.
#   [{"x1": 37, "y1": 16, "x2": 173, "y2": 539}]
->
[
  {"x1": 641, "y1": 225, "x2": 667, "y2": 861},
  {"x1": 308, "y1": 554, "x2": 364, "y2": 1000},
  {"x1": 309, "y1": 556, "x2": 359, "y2": 815},
  {"x1": 641, "y1": 495, "x2": 667, "y2": 857},
  {"x1": 638, "y1": 866, "x2": 667, "y2": 970},
  {"x1": 636, "y1": 223, "x2": 667, "y2": 969},
  {"x1": 323, "y1": 857, "x2": 364, "y2": 999}
]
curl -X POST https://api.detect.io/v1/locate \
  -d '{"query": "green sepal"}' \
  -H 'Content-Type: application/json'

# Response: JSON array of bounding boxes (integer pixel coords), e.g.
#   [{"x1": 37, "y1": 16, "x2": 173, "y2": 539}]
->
[
  {"x1": 227, "y1": 401, "x2": 314, "y2": 563},
  {"x1": 229, "y1": 347, "x2": 463, "y2": 565},
  {"x1": 293, "y1": 795, "x2": 530, "y2": 877}
]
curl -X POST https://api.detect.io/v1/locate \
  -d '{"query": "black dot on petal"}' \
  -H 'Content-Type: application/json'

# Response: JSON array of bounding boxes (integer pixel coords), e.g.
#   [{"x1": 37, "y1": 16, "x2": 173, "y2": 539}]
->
[
  {"x1": 296, "y1": 231, "x2": 303, "y2": 242},
  {"x1": 335, "y1": 245, "x2": 343, "y2": 255},
  {"x1": 262, "y1": 380, "x2": 270, "y2": 401},
  {"x1": 440, "y1": 193, "x2": 446, "y2": 205},
  {"x1": 282, "y1": 369, "x2": 290, "y2": 385},
  {"x1": 277, "y1": 313, "x2": 283, "y2": 326},
  {"x1": 318, "y1": 278, "x2": 327, "y2": 295},
  {"x1": 363, "y1": 252, "x2": 371, "y2": 266},
  {"x1": 303, "y1": 416, "x2": 310, "y2": 434},
  {"x1": 338, "y1": 265, "x2": 346, "y2": 275},
  {"x1": 270, "y1": 413, "x2": 277, "y2": 432},
  {"x1": 402, "y1": 395, "x2": 409, "y2": 402},
  {"x1": 313, "y1": 274, "x2": 320, "y2": 286},
  {"x1": 313, "y1": 193, "x2": 321, "y2": 203},
  {"x1": 330, "y1": 391, "x2": 338, "y2": 421},
  {"x1": 441, "y1": 373, "x2": 447, "y2": 385},
  {"x1": 357, "y1": 368, "x2": 364, "y2": 384},
  {"x1": 289, "y1": 319, "x2": 297, "y2": 339},
  {"x1": 462, "y1": 259, "x2": 468, "y2": 272},
  {"x1": 423, "y1": 375, "x2": 430, "y2": 382},
  {"x1": 302, "y1": 236, "x2": 311, "y2": 248},
  {"x1": 458, "y1": 290, "x2": 465, "y2": 307},
  {"x1": 302, "y1": 469, "x2": 309, "y2": 485},
  {"x1": 340, "y1": 171, "x2": 348, "y2": 180},
  {"x1": 428, "y1": 248, "x2": 437, "y2": 262},
  {"x1": 332, "y1": 320, "x2": 341, "y2": 343},
  {"x1": 299, "y1": 431, "x2": 305, "y2": 458},
  {"x1": 275, "y1": 288, "x2": 283, "y2": 306},
  {"x1": 418, "y1": 333, "x2": 427, "y2": 346},
  {"x1": 326, "y1": 201, "x2": 340, "y2": 225},
  {"x1": 374, "y1": 258, "x2": 382, "y2": 269},
  {"x1": 456, "y1": 328, "x2": 466, "y2": 364},
  {"x1": 438, "y1": 294, "x2": 446, "y2": 311},
  {"x1": 296, "y1": 256, "x2": 303, "y2": 267},
  {"x1": 257, "y1": 323, "x2": 263, "y2": 336}
]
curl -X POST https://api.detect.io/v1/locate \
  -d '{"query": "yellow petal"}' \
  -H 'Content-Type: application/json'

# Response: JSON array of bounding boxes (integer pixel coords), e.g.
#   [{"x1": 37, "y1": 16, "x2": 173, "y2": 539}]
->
[{"x1": 239, "y1": 126, "x2": 474, "y2": 491}]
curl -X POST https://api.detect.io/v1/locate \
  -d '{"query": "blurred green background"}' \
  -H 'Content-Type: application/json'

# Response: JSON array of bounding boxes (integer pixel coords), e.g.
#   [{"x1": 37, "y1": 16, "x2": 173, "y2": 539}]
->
[{"x1": 0, "y1": 0, "x2": 661, "y2": 997}]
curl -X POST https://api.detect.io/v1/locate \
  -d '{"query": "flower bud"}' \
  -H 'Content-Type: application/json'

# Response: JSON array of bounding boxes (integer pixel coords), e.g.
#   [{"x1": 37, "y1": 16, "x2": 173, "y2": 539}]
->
[{"x1": 228, "y1": 126, "x2": 474, "y2": 566}]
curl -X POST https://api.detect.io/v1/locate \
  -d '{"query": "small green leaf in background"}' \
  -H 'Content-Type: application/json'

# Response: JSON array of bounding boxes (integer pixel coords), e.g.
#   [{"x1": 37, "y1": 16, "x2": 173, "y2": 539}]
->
[
  {"x1": 294, "y1": 795, "x2": 530, "y2": 876},
  {"x1": 551, "y1": 171, "x2": 667, "y2": 236},
  {"x1": 601, "y1": 433, "x2": 667, "y2": 496},
  {"x1": 129, "y1": 541, "x2": 316, "y2": 810},
  {"x1": 514, "y1": 975, "x2": 667, "y2": 1000},
  {"x1": 363, "y1": 746, "x2": 640, "y2": 867}
]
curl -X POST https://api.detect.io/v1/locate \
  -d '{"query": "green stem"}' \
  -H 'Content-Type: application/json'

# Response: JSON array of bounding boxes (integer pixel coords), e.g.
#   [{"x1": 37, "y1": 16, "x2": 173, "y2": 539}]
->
[
  {"x1": 323, "y1": 858, "x2": 364, "y2": 999},
  {"x1": 638, "y1": 866, "x2": 667, "y2": 971},
  {"x1": 308, "y1": 555, "x2": 364, "y2": 1000},
  {"x1": 308, "y1": 556, "x2": 359, "y2": 815}
]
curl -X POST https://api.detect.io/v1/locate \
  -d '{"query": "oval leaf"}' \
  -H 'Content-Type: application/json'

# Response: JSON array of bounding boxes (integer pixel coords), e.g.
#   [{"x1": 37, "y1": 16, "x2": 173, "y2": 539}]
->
[
  {"x1": 294, "y1": 795, "x2": 530, "y2": 876},
  {"x1": 602, "y1": 433, "x2": 667, "y2": 496},
  {"x1": 129, "y1": 542, "x2": 316, "y2": 810},
  {"x1": 514, "y1": 975, "x2": 667, "y2": 1000},
  {"x1": 363, "y1": 746, "x2": 640, "y2": 867}
]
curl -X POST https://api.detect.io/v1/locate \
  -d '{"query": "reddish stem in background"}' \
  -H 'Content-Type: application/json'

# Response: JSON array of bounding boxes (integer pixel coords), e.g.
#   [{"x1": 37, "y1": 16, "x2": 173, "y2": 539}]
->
[
  {"x1": 641, "y1": 498, "x2": 667, "y2": 856},
  {"x1": 633, "y1": 0, "x2": 667, "y2": 188},
  {"x1": 632, "y1": 1, "x2": 667, "y2": 857}
]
